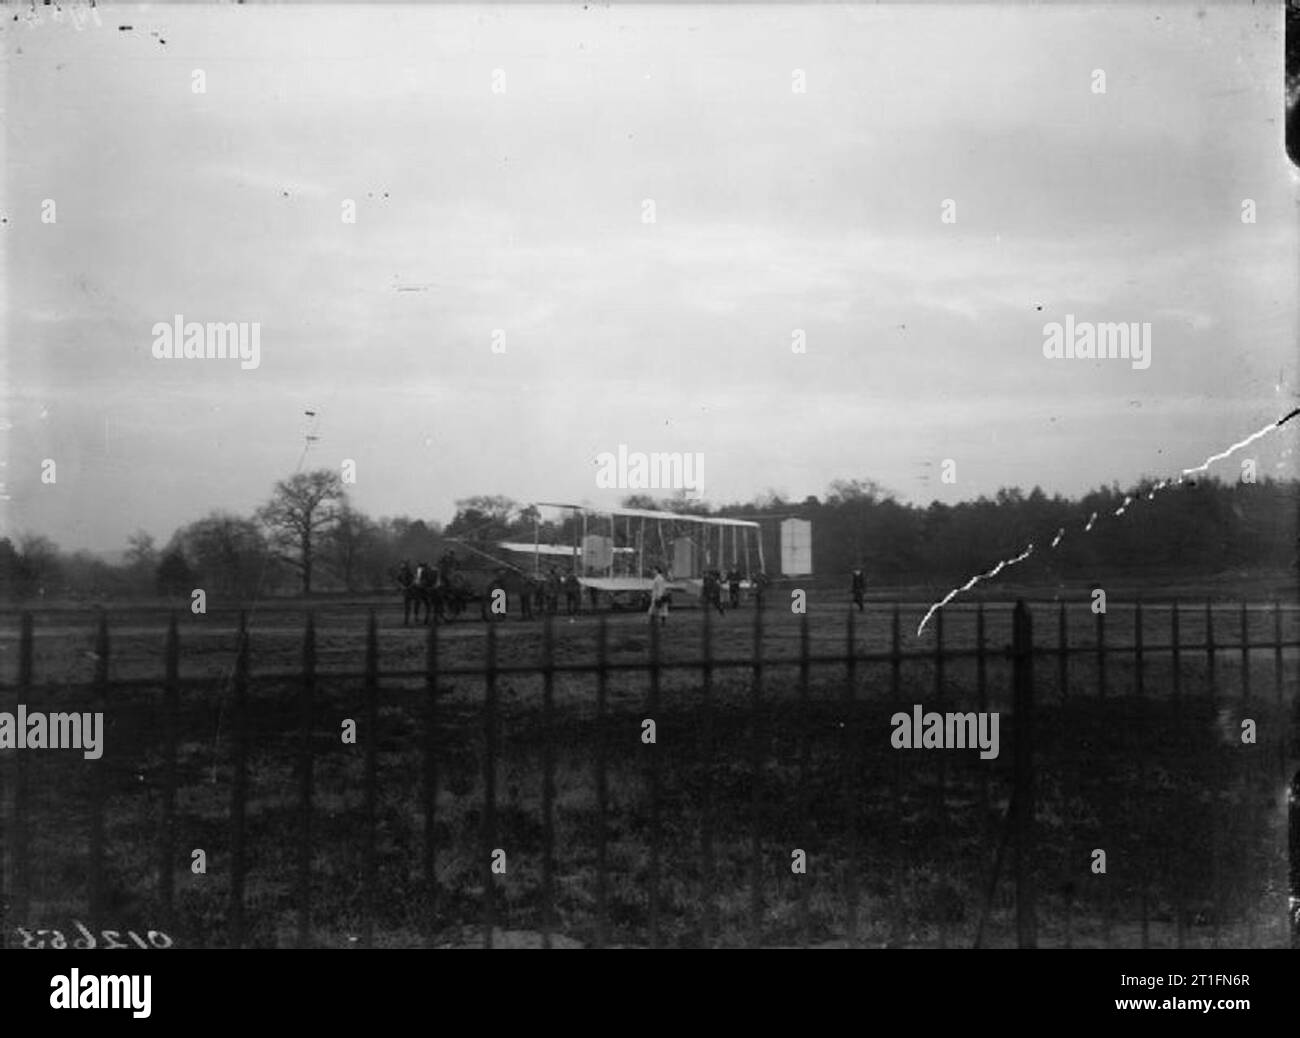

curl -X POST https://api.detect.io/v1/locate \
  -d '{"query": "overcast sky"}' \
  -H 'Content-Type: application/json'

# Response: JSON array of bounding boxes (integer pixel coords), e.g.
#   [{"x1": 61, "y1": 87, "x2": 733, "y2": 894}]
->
[{"x1": 4, "y1": 2, "x2": 1297, "y2": 553}]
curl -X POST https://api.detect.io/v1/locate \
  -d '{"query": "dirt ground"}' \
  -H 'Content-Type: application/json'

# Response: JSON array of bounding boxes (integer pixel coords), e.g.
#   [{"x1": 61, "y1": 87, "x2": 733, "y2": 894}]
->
[{"x1": 2, "y1": 590, "x2": 1297, "y2": 948}]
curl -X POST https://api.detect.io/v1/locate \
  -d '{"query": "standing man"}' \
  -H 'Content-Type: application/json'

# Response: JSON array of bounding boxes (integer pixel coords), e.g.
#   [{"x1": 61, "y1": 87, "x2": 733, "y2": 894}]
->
[
  {"x1": 703, "y1": 569, "x2": 725, "y2": 616},
  {"x1": 851, "y1": 567, "x2": 866, "y2": 612},
  {"x1": 649, "y1": 567, "x2": 669, "y2": 626},
  {"x1": 564, "y1": 572, "x2": 581, "y2": 616},
  {"x1": 397, "y1": 559, "x2": 415, "y2": 625},
  {"x1": 546, "y1": 567, "x2": 562, "y2": 615},
  {"x1": 520, "y1": 574, "x2": 535, "y2": 620},
  {"x1": 486, "y1": 568, "x2": 509, "y2": 623},
  {"x1": 727, "y1": 567, "x2": 742, "y2": 609}
]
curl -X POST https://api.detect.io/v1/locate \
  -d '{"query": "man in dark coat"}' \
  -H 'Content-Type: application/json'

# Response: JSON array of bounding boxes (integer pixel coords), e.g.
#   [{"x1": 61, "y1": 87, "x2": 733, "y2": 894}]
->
[{"x1": 703, "y1": 569, "x2": 725, "y2": 616}]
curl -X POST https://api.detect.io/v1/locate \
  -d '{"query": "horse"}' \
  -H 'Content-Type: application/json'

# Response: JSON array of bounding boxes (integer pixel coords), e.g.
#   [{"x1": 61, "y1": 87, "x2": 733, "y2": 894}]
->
[{"x1": 396, "y1": 561, "x2": 452, "y2": 626}]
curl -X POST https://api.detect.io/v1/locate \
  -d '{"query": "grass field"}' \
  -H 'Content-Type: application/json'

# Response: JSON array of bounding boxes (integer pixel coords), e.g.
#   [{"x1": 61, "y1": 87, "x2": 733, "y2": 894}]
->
[{"x1": 2, "y1": 587, "x2": 1298, "y2": 948}]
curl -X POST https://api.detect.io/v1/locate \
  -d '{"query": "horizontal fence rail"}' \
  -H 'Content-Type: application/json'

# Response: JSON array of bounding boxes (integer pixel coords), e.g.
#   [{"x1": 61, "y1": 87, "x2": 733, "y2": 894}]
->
[{"x1": 1, "y1": 599, "x2": 1297, "y2": 948}]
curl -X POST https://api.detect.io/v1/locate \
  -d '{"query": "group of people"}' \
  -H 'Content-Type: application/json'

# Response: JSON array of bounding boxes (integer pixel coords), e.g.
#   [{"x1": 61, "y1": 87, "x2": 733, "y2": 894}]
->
[
  {"x1": 647, "y1": 566, "x2": 770, "y2": 625},
  {"x1": 700, "y1": 568, "x2": 741, "y2": 615},
  {"x1": 395, "y1": 553, "x2": 461, "y2": 625},
  {"x1": 484, "y1": 566, "x2": 584, "y2": 621},
  {"x1": 532, "y1": 567, "x2": 583, "y2": 617},
  {"x1": 397, "y1": 550, "x2": 460, "y2": 591},
  {"x1": 402, "y1": 552, "x2": 870, "y2": 626}
]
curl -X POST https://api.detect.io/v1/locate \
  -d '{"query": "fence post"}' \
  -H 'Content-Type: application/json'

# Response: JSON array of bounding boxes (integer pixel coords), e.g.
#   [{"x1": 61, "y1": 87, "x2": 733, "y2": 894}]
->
[
  {"x1": 296, "y1": 613, "x2": 316, "y2": 948},
  {"x1": 933, "y1": 607, "x2": 946, "y2": 947},
  {"x1": 595, "y1": 617, "x2": 609, "y2": 949},
  {"x1": 1290, "y1": 770, "x2": 1299, "y2": 948},
  {"x1": 893, "y1": 601, "x2": 905, "y2": 938},
  {"x1": 976, "y1": 604, "x2": 989, "y2": 846},
  {"x1": 1135, "y1": 599, "x2": 1148, "y2": 948},
  {"x1": 481, "y1": 620, "x2": 498, "y2": 949},
  {"x1": 1012, "y1": 600, "x2": 1037, "y2": 948},
  {"x1": 541, "y1": 613, "x2": 556, "y2": 949},
  {"x1": 1171, "y1": 602, "x2": 1186, "y2": 949},
  {"x1": 89, "y1": 612, "x2": 109, "y2": 938},
  {"x1": 423, "y1": 618, "x2": 439, "y2": 948},
  {"x1": 12, "y1": 614, "x2": 34, "y2": 935},
  {"x1": 892, "y1": 603, "x2": 904, "y2": 807},
  {"x1": 798, "y1": 611, "x2": 811, "y2": 947},
  {"x1": 1275, "y1": 603, "x2": 1285, "y2": 785},
  {"x1": 648, "y1": 608, "x2": 661, "y2": 948},
  {"x1": 1241, "y1": 601, "x2": 1258, "y2": 946},
  {"x1": 749, "y1": 601, "x2": 764, "y2": 947},
  {"x1": 362, "y1": 610, "x2": 378, "y2": 949},
  {"x1": 842, "y1": 607, "x2": 859, "y2": 945},
  {"x1": 700, "y1": 603, "x2": 716, "y2": 945},
  {"x1": 934, "y1": 604, "x2": 946, "y2": 808},
  {"x1": 160, "y1": 613, "x2": 179, "y2": 933},
  {"x1": 229, "y1": 611, "x2": 249, "y2": 949}
]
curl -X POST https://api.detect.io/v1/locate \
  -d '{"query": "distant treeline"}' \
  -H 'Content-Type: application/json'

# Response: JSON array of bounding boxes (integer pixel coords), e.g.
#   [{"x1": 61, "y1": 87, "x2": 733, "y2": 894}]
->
[
  {"x1": 1, "y1": 472, "x2": 1295, "y2": 603},
  {"x1": 776, "y1": 477, "x2": 1299, "y2": 586}
]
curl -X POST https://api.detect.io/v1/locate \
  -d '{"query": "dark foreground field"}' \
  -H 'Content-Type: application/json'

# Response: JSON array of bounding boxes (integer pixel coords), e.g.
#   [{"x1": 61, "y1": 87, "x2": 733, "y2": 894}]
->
[{"x1": 2, "y1": 591, "x2": 1298, "y2": 948}]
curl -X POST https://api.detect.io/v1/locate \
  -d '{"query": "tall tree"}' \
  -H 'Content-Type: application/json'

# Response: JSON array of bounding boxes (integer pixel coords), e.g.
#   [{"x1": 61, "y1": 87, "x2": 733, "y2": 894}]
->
[
  {"x1": 123, "y1": 529, "x2": 158, "y2": 594},
  {"x1": 0, "y1": 538, "x2": 20, "y2": 600},
  {"x1": 17, "y1": 534, "x2": 61, "y2": 597},
  {"x1": 324, "y1": 505, "x2": 377, "y2": 591},
  {"x1": 170, "y1": 513, "x2": 271, "y2": 599},
  {"x1": 445, "y1": 495, "x2": 516, "y2": 545},
  {"x1": 258, "y1": 469, "x2": 347, "y2": 595},
  {"x1": 125, "y1": 529, "x2": 157, "y2": 568},
  {"x1": 155, "y1": 548, "x2": 196, "y2": 597}
]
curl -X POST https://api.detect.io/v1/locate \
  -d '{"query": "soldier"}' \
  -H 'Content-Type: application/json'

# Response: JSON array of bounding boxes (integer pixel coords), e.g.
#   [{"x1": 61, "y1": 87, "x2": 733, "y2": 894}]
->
[
  {"x1": 487, "y1": 568, "x2": 509, "y2": 623},
  {"x1": 520, "y1": 574, "x2": 535, "y2": 620},
  {"x1": 851, "y1": 567, "x2": 866, "y2": 612},
  {"x1": 545, "y1": 567, "x2": 562, "y2": 615},
  {"x1": 727, "y1": 567, "x2": 742, "y2": 609},
  {"x1": 649, "y1": 567, "x2": 670, "y2": 625},
  {"x1": 437, "y1": 549, "x2": 455, "y2": 588},
  {"x1": 704, "y1": 569, "x2": 725, "y2": 616},
  {"x1": 396, "y1": 559, "x2": 415, "y2": 624},
  {"x1": 564, "y1": 572, "x2": 581, "y2": 615}
]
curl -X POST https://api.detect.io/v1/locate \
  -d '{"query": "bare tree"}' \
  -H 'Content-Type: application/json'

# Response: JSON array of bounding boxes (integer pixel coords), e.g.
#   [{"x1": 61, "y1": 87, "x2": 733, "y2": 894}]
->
[
  {"x1": 124, "y1": 530, "x2": 157, "y2": 592},
  {"x1": 16, "y1": 534, "x2": 61, "y2": 597},
  {"x1": 171, "y1": 513, "x2": 271, "y2": 599},
  {"x1": 258, "y1": 469, "x2": 347, "y2": 595},
  {"x1": 324, "y1": 504, "x2": 377, "y2": 591}
]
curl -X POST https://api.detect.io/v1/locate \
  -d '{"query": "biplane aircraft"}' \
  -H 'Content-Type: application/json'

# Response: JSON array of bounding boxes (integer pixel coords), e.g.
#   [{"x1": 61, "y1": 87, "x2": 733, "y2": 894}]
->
[{"x1": 507, "y1": 503, "x2": 768, "y2": 609}]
